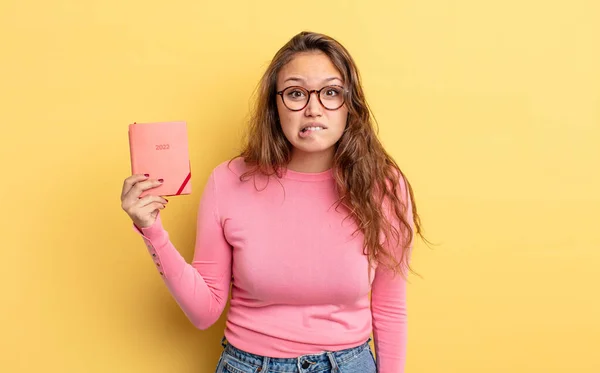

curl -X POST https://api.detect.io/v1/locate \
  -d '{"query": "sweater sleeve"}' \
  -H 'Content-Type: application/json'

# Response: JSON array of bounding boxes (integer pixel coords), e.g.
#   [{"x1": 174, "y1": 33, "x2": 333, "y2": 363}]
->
[
  {"x1": 132, "y1": 170, "x2": 232, "y2": 330},
  {"x1": 370, "y1": 175, "x2": 414, "y2": 373}
]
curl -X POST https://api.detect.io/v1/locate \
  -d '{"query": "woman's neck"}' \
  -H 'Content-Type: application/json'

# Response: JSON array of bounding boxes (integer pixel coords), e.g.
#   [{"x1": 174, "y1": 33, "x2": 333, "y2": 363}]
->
[{"x1": 287, "y1": 148, "x2": 334, "y2": 173}]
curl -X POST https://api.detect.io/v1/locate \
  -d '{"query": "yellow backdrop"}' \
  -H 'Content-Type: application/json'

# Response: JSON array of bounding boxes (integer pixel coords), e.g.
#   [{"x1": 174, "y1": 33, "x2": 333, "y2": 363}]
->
[{"x1": 1, "y1": 0, "x2": 598, "y2": 372}]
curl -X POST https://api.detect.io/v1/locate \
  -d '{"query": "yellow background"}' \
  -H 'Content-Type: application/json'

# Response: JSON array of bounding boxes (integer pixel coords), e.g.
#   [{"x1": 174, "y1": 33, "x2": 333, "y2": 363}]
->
[{"x1": 1, "y1": 0, "x2": 598, "y2": 372}]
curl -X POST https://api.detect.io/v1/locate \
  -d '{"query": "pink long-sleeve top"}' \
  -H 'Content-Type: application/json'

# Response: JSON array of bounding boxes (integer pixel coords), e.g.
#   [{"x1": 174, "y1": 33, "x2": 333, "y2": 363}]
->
[{"x1": 134, "y1": 157, "x2": 412, "y2": 372}]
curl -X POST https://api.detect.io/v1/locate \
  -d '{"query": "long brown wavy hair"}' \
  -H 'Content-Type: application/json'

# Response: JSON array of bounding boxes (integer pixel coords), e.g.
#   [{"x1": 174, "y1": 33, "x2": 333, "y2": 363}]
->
[{"x1": 234, "y1": 31, "x2": 424, "y2": 278}]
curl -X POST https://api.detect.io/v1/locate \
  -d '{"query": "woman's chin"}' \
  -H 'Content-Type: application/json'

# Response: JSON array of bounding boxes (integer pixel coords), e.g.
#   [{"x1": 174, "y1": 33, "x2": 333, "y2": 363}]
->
[{"x1": 292, "y1": 141, "x2": 335, "y2": 154}]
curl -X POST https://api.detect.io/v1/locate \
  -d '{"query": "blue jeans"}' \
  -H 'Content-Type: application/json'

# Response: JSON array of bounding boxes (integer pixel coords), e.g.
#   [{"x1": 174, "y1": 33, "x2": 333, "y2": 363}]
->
[{"x1": 215, "y1": 337, "x2": 377, "y2": 373}]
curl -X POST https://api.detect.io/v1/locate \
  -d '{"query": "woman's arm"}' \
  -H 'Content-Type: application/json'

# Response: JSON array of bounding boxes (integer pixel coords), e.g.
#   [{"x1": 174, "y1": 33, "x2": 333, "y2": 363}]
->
[
  {"x1": 370, "y1": 174, "x2": 414, "y2": 373},
  {"x1": 133, "y1": 170, "x2": 232, "y2": 329},
  {"x1": 371, "y1": 258, "x2": 408, "y2": 372}
]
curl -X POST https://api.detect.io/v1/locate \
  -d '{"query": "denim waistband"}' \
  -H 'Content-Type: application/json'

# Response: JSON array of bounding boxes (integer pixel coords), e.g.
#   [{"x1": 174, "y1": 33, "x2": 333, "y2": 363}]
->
[{"x1": 220, "y1": 336, "x2": 372, "y2": 372}]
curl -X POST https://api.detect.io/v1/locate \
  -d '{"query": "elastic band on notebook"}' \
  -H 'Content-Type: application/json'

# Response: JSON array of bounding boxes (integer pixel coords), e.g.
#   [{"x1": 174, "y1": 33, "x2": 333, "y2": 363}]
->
[{"x1": 176, "y1": 172, "x2": 191, "y2": 195}]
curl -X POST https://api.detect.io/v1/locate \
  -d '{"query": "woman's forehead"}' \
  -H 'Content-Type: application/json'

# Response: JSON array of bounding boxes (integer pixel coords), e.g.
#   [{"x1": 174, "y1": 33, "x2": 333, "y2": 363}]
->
[{"x1": 278, "y1": 52, "x2": 343, "y2": 85}]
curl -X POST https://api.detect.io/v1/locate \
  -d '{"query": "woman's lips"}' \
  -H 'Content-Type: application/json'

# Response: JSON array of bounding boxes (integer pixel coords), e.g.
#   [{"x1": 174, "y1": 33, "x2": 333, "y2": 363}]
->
[{"x1": 299, "y1": 125, "x2": 326, "y2": 138}]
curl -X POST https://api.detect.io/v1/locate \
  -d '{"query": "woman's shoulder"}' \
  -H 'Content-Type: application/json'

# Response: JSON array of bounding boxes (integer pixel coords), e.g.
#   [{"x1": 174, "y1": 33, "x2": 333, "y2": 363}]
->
[{"x1": 211, "y1": 156, "x2": 251, "y2": 181}]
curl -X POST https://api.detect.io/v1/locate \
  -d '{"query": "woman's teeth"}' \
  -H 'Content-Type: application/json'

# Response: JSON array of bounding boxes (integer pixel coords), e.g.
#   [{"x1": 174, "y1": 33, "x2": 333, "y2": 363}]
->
[{"x1": 301, "y1": 126, "x2": 324, "y2": 132}]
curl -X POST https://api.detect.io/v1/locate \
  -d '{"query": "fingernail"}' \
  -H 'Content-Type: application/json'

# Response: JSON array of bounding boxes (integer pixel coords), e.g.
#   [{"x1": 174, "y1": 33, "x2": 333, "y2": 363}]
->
[
  {"x1": 144, "y1": 174, "x2": 149, "y2": 177},
  {"x1": 158, "y1": 178, "x2": 164, "y2": 183},
  {"x1": 164, "y1": 198, "x2": 169, "y2": 202}
]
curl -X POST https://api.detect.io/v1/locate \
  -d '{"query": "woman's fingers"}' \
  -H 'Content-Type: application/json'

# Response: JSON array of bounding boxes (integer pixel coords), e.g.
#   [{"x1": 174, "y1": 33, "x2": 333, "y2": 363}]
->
[{"x1": 121, "y1": 174, "x2": 149, "y2": 200}]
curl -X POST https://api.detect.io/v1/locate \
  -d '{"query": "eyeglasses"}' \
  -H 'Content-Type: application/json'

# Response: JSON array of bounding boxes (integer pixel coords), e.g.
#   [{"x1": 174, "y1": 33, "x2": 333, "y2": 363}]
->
[{"x1": 276, "y1": 85, "x2": 347, "y2": 111}]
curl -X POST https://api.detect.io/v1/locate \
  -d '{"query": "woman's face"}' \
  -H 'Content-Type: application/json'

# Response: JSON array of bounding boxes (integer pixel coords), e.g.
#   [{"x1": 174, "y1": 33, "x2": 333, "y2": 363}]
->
[{"x1": 276, "y1": 51, "x2": 349, "y2": 160}]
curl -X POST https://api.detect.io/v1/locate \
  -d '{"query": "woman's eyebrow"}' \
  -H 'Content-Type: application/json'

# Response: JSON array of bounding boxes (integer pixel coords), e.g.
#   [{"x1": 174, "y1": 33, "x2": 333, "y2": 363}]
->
[
  {"x1": 283, "y1": 76, "x2": 343, "y2": 84},
  {"x1": 323, "y1": 77, "x2": 343, "y2": 83}
]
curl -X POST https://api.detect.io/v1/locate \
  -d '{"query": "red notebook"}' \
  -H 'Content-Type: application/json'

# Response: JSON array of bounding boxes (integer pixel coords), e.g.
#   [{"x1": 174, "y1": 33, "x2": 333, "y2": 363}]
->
[{"x1": 128, "y1": 121, "x2": 192, "y2": 197}]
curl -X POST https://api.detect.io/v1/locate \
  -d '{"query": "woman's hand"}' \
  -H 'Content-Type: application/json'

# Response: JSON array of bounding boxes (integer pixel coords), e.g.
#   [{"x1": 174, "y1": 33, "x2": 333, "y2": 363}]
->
[{"x1": 121, "y1": 174, "x2": 168, "y2": 228}]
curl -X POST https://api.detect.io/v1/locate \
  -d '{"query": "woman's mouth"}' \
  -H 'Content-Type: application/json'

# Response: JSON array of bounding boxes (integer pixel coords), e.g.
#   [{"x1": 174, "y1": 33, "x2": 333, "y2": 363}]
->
[{"x1": 299, "y1": 125, "x2": 326, "y2": 138}]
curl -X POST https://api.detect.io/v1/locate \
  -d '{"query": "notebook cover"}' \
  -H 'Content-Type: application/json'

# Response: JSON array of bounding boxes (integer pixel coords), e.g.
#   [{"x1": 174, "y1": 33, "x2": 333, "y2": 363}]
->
[{"x1": 128, "y1": 121, "x2": 192, "y2": 197}]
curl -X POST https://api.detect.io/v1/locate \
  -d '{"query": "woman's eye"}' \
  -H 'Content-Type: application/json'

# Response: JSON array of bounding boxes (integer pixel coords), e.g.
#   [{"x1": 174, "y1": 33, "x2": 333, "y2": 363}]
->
[
  {"x1": 325, "y1": 88, "x2": 340, "y2": 96},
  {"x1": 287, "y1": 90, "x2": 305, "y2": 98}
]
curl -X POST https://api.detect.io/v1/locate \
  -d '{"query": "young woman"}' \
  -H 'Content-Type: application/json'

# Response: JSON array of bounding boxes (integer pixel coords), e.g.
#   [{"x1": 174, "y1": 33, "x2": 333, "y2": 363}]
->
[{"x1": 121, "y1": 31, "x2": 423, "y2": 373}]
